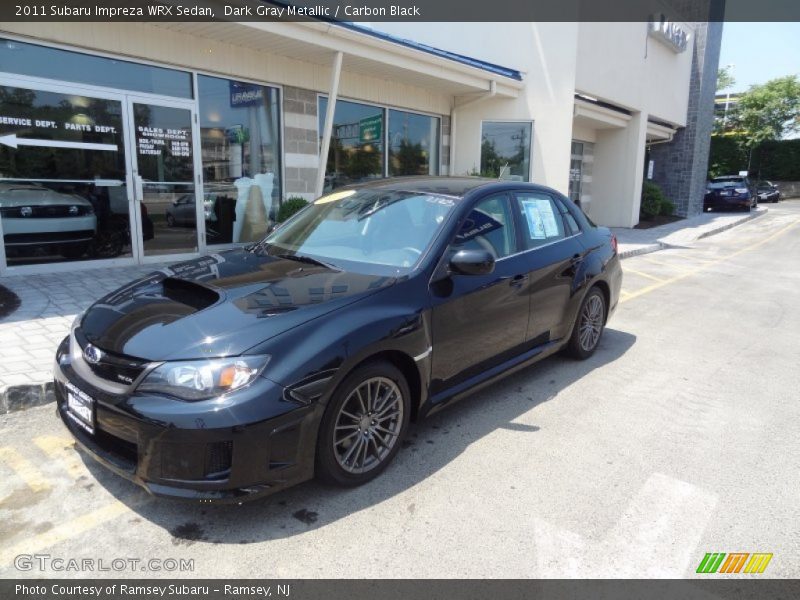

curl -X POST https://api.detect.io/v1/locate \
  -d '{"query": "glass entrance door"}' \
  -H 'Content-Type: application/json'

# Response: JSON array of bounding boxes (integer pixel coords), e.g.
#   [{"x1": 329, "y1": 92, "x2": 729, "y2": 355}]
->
[{"x1": 126, "y1": 97, "x2": 200, "y2": 259}]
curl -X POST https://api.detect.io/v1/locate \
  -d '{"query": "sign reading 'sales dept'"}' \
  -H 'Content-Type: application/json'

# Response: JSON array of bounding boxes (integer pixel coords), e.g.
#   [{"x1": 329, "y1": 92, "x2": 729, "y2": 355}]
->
[{"x1": 136, "y1": 126, "x2": 191, "y2": 158}]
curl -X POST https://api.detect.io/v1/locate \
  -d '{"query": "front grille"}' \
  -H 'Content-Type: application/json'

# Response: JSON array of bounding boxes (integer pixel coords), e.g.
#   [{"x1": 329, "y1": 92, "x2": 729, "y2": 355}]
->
[
  {"x1": 75, "y1": 328, "x2": 149, "y2": 386},
  {"x1": 205, "y1": 441, "x2": 233, "y2": 479},
  {"x1": 94, "y1": 428, "x2": 138, "y2": 470},
  {"x1": 1, "y1": 206, "x2": 92, "y2": 218}
]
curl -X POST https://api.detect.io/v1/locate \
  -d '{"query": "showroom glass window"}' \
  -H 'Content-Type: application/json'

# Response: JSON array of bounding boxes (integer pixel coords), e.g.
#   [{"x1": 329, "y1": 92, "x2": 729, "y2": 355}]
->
[
  {"x1": 388, "y1": 110, "x2": 439, "y2": 176},
  {"x1": 197, "y1": 75, "x2": 282, "y2": 245},
  {"x1": 0, "y1": 38, "x2": 192, "y2": 98},
  {"x1": 0, "y1": 85, "x2": 130, "y2": 265},
  {"x1": 319, "y1": 98, "x2": 384, "y2": 192},
  {"x1": 480, "y1": 121, "x2": 532, "y2": 181}
]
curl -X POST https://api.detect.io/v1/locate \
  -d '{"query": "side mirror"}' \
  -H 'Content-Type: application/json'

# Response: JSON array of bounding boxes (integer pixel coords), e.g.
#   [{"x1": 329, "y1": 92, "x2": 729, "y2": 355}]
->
[{"x1": 449, "y1": 248, "x2": 495, "y2": 276}]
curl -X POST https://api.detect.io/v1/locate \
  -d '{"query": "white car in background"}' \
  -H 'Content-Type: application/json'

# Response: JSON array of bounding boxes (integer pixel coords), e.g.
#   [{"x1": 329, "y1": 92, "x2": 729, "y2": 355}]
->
[{"x1": 0, "y1": 182, "x2": 97, "y2": 258}]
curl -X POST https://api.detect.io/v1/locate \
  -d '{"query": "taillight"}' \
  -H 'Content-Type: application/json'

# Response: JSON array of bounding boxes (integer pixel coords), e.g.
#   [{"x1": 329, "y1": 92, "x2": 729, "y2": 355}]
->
[{"x1": 611, "y1": 233, "x2": 618, "y2": 254}]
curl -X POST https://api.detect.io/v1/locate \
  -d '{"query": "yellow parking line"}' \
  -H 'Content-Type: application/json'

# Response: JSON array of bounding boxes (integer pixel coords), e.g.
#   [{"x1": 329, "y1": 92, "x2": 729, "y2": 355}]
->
[
  {"x1": 0, "y1": 447, "x2": 51, "y2": 493},
  {"x1": 0, "y1": 500, "x2": 135, "y2": 567},
  {"x1": 639, "y1": 256, "x2": 693, "y2": 273},
  {"x1": 621, "y1": 218, "x2": 800, "y2": 304},
  {"x1": 624, "y1": 268, "x2": 667, "y2": 283},
  {"x1": 33, "y1": 435, "x2": 87, "y2": 480}
]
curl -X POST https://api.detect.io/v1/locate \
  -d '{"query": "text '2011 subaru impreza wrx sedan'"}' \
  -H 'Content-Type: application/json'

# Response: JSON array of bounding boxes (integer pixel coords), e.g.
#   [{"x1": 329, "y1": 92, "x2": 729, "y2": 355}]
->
[{"x1": 54, "y1": 177, "x2": 622, "y2": 502}]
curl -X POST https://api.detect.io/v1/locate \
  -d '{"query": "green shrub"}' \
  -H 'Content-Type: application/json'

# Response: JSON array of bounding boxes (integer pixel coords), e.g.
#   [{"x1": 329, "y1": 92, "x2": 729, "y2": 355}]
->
[
  {"x1": 277, "y1": 197, "x2": 309, "y2": 222},
  {"x1": 640, "y1": 181, "x2": 666, "y2": 220},
  {"x1": 659, "y1": 198, "x2": 675, "y2": 216}
]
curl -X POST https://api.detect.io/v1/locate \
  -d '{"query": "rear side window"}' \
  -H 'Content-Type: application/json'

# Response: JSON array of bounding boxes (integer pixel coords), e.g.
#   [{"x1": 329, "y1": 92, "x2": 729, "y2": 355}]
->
[
  {"x1": 453, "y1": 194, "x2": 517, "y2": 259},
  {"x1": 515, "y1": 192, "x2": 566, "y2": 249}
]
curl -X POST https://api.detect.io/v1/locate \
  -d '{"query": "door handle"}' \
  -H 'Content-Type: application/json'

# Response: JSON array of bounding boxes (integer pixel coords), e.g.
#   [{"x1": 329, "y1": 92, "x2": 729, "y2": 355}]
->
[
  {"x1": 509, "y1": 274, "x2": 528, "y2": 288},
  {"x1": 570, "y1": 254, "x2": 583, "y2": 267}
]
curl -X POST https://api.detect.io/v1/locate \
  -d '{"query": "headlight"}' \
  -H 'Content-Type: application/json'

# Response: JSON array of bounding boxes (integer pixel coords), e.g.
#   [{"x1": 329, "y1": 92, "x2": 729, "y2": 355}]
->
[{"x1": 137, "y1": 355, "x2": 270, "y2": 400}]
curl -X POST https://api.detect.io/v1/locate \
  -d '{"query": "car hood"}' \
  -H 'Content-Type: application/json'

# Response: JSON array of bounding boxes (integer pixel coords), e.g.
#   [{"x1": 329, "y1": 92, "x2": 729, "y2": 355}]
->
[
  {"x1": 79, "y1": 249, "x2": 396, "y2": 360},
  {"x1": 0, "y1": 187, "x2": 92, "y2": 208}
]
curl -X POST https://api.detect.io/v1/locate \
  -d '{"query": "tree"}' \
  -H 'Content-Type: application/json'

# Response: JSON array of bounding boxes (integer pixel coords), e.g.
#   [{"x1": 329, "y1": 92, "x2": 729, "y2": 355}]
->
[
  {"x1": 717, "y1": 66, "x2": 736, "y2": 92},
  {"x1": 727, "y1": 76, "x2": 800, "y2": 171}
]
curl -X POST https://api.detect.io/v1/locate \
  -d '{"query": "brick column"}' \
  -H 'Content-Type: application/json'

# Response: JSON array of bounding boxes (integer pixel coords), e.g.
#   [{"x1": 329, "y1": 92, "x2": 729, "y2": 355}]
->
[
  {"x1": 649, "y1": 22, "x2": 723, "y2": 217},
  {"x1": 283, "y1": 86, "x2": 320, "y2": 201}
]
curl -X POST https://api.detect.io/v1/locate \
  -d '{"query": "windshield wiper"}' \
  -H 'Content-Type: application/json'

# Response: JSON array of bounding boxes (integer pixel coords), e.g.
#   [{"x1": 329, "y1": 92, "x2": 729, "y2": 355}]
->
[{"x1": 274, "y1": 252, "x2": 340, "y2": 270}]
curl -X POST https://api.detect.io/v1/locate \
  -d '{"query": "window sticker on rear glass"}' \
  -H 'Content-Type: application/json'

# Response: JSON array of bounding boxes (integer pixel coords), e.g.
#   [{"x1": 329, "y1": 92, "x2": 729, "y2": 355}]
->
[{"x1": 521, "y1": 198, "x2": 559, "y2": 239}]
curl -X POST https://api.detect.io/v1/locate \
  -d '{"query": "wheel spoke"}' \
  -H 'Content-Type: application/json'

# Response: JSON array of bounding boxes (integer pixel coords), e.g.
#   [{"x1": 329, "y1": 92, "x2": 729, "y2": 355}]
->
[
  {"x1": 335, "y1": 430, "x2": 360, "y2": 445},
  {"x1": 340, "y1": 409, "x2": 360, "y2": 421},
  {"x1": 355, "y1": 388, "x2": 368, "y2": 414},
  {"x1": 376, "y1": 410, "x2": 401, "y2": 422},
  {"x1": 342, "y1": 436, "x2": 362, "y2": 465}
]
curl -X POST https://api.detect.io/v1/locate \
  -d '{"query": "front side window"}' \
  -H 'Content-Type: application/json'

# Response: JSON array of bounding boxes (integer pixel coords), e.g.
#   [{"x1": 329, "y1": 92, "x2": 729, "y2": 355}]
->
[
  {"x1": 453, "y1": 194, "x2": 516, "y2": 259},
  {"x1": 197, "y1": 75, "x2": 281, "y2": 245},
  {"x1": 516, "y1": 192, "x2": 566, "y2": 249},
  {"x1": 262, "y1": 188, "x2": 457, "y2": 273},
  {"x1": 319, "y1": 98, "x2": 384, "y2": 192},
  {"x1": 480, "y1": 121, "x2": 532, "y2": 181},
  {"x1": 388, "y1": 110, "x2": 439, "y2": 176}
]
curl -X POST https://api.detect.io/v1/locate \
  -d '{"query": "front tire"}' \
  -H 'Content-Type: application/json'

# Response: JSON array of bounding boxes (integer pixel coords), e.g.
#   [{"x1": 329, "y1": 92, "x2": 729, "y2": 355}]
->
[
  {"x1": 316, "y1": 361, "x2": 410, "y2": 487},
  {"x1": 566, "y1": 287, "x2": 607, "y2": 360}
]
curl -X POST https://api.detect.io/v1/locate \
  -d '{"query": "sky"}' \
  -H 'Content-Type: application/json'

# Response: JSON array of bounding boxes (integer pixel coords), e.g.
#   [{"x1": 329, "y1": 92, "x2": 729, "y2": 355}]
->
[{"x1": 719, "y1": 22, "x2": 800, "y2": 93}]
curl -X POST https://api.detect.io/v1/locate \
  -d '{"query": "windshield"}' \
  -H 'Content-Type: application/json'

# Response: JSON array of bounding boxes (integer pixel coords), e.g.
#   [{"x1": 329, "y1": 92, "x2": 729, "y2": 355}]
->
[
  {"x1": 259, "y1": 188, "x2": 458, "y2": 274},
  {"x1": 708, "y1": 177, "x2": 746, "y2": 189}
]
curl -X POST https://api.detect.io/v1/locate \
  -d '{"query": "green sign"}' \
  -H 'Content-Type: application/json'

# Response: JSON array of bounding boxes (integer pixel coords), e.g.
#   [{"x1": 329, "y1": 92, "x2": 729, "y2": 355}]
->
[{"x1": 359, "y1": 115, "x2": 382, "y2": 144}]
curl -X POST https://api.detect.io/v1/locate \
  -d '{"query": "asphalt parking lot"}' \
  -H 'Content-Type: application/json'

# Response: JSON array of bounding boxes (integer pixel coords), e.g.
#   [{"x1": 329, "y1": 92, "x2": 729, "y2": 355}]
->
[{"x1": 1, "y1": 202, "x2": 799, "y2": 579}]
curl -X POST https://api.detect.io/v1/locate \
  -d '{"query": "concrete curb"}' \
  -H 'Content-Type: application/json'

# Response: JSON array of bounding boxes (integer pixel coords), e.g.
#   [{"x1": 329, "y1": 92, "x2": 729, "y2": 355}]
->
[
  {"x1": 619, "y1": 243, "x2": 665, "y2": 259},
  {"x1": 620, "y1": 207, "x2": 768, "y2": 260},
  {"x1": 0, "y1": 382, "x2": 54, "y2": 415},
  {"x1": 695, "y1": 206, "x2": 767, "y2": 241}
]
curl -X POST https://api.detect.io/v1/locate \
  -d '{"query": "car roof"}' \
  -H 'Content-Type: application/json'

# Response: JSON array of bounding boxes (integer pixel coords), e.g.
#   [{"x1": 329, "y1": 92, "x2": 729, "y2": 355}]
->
[{"x1": 341, "y1": 176, "x2": 556, "y2": 199}]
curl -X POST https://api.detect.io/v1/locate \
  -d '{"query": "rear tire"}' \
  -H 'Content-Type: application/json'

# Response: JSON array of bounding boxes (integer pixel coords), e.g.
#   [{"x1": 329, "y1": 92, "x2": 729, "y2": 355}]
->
[
  {"x1": 566, "y1": 287, "x2": 607, "y2": 360},
  {"x1": 316, "y1": 361, "x2": 410, "y2": 487}
]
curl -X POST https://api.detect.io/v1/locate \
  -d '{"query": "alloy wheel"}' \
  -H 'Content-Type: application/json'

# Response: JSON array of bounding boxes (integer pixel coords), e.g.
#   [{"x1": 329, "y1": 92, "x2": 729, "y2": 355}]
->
[
  {"x1": 578, "y1": 294, "x2": 604, "y2": 351},
  {"x1": 333, "y1": 376, "x2": 404, "y2": 475}
]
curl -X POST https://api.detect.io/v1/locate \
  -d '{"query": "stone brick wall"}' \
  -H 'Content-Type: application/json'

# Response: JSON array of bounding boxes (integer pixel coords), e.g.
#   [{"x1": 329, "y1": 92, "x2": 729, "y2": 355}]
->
[
  {"x1": 649, "y1": 22, "x2": 723, "y2": 217},
  {"x1": 283, "y1": 86, "x2": 319, "y2": 202}
]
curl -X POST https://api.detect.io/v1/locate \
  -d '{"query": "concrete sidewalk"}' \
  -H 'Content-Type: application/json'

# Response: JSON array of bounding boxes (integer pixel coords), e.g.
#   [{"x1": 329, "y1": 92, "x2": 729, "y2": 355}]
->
[
  {"x1": 0, "y1": 206, "x2": 768, "y2": 411},
  {"x1": 615, "y1": 206, "x2": 767, "y2": 258}
]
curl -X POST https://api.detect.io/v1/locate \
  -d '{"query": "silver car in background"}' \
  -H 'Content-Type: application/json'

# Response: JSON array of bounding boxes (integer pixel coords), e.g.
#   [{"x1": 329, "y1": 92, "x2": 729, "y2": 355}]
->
[{"x1": 0, "y1": 183, "x2": 97, "y2": 258}]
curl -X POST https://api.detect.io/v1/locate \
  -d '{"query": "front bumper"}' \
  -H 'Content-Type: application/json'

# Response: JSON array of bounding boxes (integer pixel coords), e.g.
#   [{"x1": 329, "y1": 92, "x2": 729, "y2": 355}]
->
[{"x1": 53, "y1": 337, "x2": 320, "y2": 502}]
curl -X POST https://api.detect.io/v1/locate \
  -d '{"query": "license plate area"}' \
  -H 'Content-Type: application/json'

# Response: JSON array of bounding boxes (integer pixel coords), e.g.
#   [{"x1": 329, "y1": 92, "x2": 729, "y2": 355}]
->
[{"x1": 65, "y1": 382, "x2": 95, "y2": 435}]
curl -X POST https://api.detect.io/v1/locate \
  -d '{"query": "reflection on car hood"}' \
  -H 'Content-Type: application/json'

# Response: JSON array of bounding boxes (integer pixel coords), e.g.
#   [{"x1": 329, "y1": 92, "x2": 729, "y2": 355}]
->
[
  {"x1": 80, "y1": 249, "x2": 396, "y2": 360},
  {"x1": 0, "y1": 185, "x2": 92, "y2": 208}
]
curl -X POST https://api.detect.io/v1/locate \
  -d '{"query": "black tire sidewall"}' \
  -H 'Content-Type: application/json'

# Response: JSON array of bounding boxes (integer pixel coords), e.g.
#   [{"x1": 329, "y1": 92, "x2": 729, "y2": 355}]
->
[{"x1": 316, "y1": 361, "x2": 411, "y2": 487}]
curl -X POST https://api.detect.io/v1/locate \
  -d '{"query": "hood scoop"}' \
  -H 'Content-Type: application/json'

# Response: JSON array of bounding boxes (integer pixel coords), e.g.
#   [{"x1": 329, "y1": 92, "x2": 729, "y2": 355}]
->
[{"x1": 161, "y1": 277, "x2": 220, "y2": 311}]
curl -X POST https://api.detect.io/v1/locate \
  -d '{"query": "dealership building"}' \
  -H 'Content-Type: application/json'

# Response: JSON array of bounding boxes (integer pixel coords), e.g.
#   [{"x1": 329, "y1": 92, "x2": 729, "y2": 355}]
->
[{"x1": 0, "y1": 16, "x2": 721, "y2": 274}]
